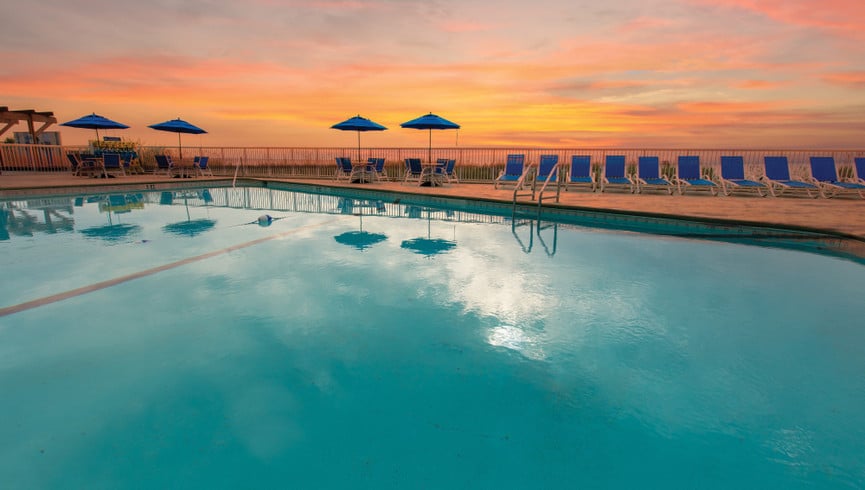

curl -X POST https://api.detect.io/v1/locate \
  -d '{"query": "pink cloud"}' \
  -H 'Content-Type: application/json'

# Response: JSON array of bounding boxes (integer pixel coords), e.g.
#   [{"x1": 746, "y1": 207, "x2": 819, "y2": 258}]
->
[
  {"x1": 438, "y1": 21, "x2": 496, "y2": 33},
  {"x1": 691, "y1": 0, "x2": 865, "y2": 40},
  {"x1": 822, "y1": 71, "x2": 865, "y2": 89},
  {"x1": 734, "y1": 80, "x2": 788, "y2": 90}
]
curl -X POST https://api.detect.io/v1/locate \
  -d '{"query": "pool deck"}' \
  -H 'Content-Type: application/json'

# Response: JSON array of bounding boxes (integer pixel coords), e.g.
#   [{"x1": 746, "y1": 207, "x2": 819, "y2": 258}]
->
[{"x1": 2, "y1": 172, "x2": 864, "y2": 239}]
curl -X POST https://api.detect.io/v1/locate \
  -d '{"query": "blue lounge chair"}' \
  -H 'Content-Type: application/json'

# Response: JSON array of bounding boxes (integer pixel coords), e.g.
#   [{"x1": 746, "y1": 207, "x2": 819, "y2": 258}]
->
[
  {"x1": 443, "y1": 159, "x2": 458, "y2": 183},
  {"x1": 102, "y1": 153, "x2": 126, "y2": 177},
  {"x1": 636, "y1": 156, "x2": 672, "y2": 194},
  {"x1": 403, "y1": 158, "x2": 424, "y2": 184},
  {"x1": 809, "y1": 156, "x2": 865, "y2": 199},
  {"x1": 433, "y1": 158, "x2": 458, "y2": 183},
  {"x1": 563, "y1": 155, "x2": 595, "y2": 192},
  {"x1": 856, "y1": 158, "x2": 865, "y2": 185},
  {"x1": 676, "y1": 156, "x2": 717, "y2": 195},
  {"x1": 534, "y1": 155, "x2": 558, "y2": 184},
  {"x1": 155, "y1": 155, "x2": 175, "y2": 177},
  {"x1": 67, "y1": 153, "x2": 99, "y2": 177},
  {"x1": 194, "y1": 156, "x2": 213, "y2": 176},
  {"x1": 335, "y1": 157, "x2": 353, "y2": 181},
  {"x1": 532, "y1": 154, "x2": 559, "y2": 200},
  {"x1": 367, "y1": 157, "x2": 387, "y2": 181},
  {"x1": 719, "y1": 156, "x2": 767, "y2": 197},
  {"x1": 762, "y1": 156, "x2": 819, "y2": 198},
  {"x1": 494, "y1": 154, "x2": 528, "y2": 189},
  {"x1": 600, "y1": 155, "x2": 633, "y2": 193}
]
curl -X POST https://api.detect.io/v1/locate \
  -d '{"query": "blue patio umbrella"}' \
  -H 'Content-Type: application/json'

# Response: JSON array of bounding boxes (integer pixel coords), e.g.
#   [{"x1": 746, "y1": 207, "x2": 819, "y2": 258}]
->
[
  {"x1": 400, "y1": 112, "x2": 460, "y2": 163},
  {"x1": 61, "y1": 113, "x2": 129, "y2": 141},
  {"x1": 331, "y1": 115, "x2": 387, "y2": 161},
  {"x1": 148, "y1": 118, "x2": 207, "y2": 160}
]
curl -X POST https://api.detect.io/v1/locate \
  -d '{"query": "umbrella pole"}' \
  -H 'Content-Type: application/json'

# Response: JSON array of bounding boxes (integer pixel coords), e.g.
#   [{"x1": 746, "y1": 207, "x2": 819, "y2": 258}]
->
[
  {"x1": 178, "y1": 133, "x2": 183, "y2": 160},
  {"x1": 357, "y1": 131, "x2": 361, "y2": 162}
]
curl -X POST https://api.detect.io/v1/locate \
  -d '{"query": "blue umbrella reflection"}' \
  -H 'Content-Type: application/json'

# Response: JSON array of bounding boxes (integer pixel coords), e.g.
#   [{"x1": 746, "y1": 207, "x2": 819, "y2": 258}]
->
[
  {"x1": 79, "y1": 194, "x2": 141, "y2": 242},
  {"x1": 333, "y1": 200, "x2": 388, "y2": 251},
  {"x1": 162, "y1": 191, "x2": 216, "y2": 237},
  {"x1": 400, "y1": 206, "x2": 456, "y2": 256},
  {"x1": 162, "y1": 219, "x2": 215, "y2": 237}
]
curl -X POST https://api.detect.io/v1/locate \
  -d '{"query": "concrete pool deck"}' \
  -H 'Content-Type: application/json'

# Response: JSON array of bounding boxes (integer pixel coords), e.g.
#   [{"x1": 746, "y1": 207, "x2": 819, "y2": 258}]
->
[{"x1": 1, "y1": 172, "x2": 863, "y2": 239}]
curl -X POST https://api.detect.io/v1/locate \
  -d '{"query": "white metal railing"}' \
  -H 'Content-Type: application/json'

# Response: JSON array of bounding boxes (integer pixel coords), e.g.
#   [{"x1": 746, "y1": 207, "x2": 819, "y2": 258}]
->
[{"x1": 2, "y1": 143, "x2": 863, "y2": 184}]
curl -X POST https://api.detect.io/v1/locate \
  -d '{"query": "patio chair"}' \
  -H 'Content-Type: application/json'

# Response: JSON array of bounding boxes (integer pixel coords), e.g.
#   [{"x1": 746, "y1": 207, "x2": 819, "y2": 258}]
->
[
  {"x1": 636, "y1": 156, "x2": 673, "y2": 194},
  {"x1": 535, "y1": 155, "x2": 559, "y2": 184},
  {"x1": 368, "y1": 158, "x2": 387, "y2": 181},
  {"x1": 155, "y1": 155, "x2": 175, "y2": 177},
  {"x1": 856, "y1": 158, "x2": 865, "y2": 185},
  {"x1": 67, "y1": 153, "x2": 97, "y2": 177},
  {"x1": 403, "y1": 158, "x2": 424, "y2": 185},
  {"x1": 194, "y1": 156, "x2": 213, "y2": 176},
  {"x1": 443, "y1": 159, "x2": 458, "y2": 183},
  {"x1": 600, "y1": 155, "x2": 634, "y2": 193},
  {"x1": 719, "y1": 156, "x2": 767, "y2": 197},
  {"x1": 101, "y1": 153, "x2": 126, "y2": 177},
  {"x1": 762, "y1": 156, "x2": 820, "y2": 198},
  {"x1": 494, "y1": 154, "x2": 528, "y2": 189},
  {"x1": 335, "y1": 157, "x2": 353, "y2": 181},
  {"x1": 809, "y1": 156, "x2": 865, "y2": 199},
  {"x1": 562, "y1": 155, "x2": 595, "y2": 192},
  {"x1": 531, "y1": 155, "x2": 559, "y2": 199},
  {"x1": 675, "y1": 156, "x2": 717, "y2": 195}
]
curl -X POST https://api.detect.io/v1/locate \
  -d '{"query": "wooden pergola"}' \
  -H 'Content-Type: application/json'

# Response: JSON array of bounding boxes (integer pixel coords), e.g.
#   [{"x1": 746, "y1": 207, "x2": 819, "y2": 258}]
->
[{"x1": 0, "y1": 106, "x2": 58, "y2": 142}]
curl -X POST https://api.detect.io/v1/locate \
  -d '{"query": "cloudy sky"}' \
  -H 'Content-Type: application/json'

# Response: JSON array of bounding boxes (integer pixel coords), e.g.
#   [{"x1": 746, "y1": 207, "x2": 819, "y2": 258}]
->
[{"x1": 3, "y1": 0, "x2": 864, "y2": 148}]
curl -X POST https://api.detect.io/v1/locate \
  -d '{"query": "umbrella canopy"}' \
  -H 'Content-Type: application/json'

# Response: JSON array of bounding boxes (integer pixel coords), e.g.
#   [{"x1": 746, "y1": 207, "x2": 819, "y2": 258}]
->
[
  {"x1": 331, "y1": 115, "x2": 387, "y2": 161},
  {"x1": 148, "y1": 118, "x2": 207, "y2": 160},
  {"x1": 61, "y1": 113, "x2": 129, "y2": 141},
  {"x1": 400, "y1": 113, "x2": 460, "y2": 163}
]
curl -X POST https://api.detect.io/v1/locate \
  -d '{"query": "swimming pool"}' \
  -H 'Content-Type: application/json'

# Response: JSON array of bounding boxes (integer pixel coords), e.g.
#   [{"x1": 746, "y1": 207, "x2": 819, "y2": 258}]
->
[{"x1": 2, "y1": 183, "x2": 864, "y2": 488}]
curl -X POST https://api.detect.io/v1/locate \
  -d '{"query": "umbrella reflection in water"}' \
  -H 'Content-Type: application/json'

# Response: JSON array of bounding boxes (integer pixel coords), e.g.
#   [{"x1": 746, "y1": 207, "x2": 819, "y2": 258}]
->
[
  {"x1": 400, "y1": 206, "x2": 456, "y2": 256},
  {"x1": 333, "y1": 199, "x2": 388, "y2": 251},
  {"x1": 79, "y1": 194, "x2": 142, "y2": 242},
  {"x1": 161, "y1": 190, "x2": 216, "y2": 237}
]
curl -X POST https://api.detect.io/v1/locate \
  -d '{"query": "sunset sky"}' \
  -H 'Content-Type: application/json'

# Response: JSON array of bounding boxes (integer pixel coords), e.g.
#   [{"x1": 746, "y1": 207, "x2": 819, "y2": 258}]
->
[{"x1": 3, "y1": 0, "x2": 864, "y2": 149}]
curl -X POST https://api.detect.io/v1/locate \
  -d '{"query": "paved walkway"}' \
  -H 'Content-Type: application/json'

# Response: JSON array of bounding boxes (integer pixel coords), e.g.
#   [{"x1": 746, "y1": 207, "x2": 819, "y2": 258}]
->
[{"x1": 2, "y1": 172, "x2": 863, "y2": 238}]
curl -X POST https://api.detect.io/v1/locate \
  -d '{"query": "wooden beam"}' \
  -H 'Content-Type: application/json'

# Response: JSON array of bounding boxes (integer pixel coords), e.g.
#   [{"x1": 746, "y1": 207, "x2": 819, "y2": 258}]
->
[
  {"x1": 0, "y1": 121, "x2": 15, "y2": 137},
  {"x1": 0, "y1": 108, "x2": 58, "y2": 140}
]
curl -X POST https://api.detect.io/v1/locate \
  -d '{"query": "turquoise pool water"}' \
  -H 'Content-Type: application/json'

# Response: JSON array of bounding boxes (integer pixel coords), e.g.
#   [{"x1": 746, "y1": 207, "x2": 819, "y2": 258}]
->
[{"x1": 1, "y1": 184, "x2": 864, "y2": 488}]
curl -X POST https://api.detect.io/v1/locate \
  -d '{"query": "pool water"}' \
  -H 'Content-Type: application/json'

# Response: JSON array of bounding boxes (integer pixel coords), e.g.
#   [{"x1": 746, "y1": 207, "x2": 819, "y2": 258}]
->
[{"x1": 1, "y1": 185, "x2": 864, "y2": 488}]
